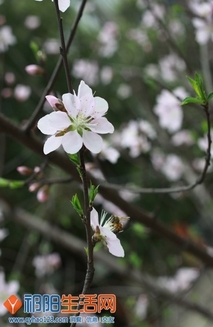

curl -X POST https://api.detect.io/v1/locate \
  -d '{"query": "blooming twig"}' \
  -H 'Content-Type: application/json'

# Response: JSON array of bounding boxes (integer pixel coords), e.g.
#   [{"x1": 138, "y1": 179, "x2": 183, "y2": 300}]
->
[{"x1": 23, "y1": 0, "x2": 88, "y2": 133}]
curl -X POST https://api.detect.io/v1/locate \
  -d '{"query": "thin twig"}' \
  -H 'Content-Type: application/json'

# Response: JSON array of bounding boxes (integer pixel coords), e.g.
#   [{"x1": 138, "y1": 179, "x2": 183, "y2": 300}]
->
[
  {"x1": 100, "y1": 104, "x2": 212, "y2": 195},
  {"x1": 23, "y1": 0, "x2": 88, "y2": 133},
  {"x1": 54, "y1": 0, "x2": 73, "y2": 93},
  {"x1": 79, "y1": 147, "x2": 95, "y2": 292},
  {"x1": 71, "y1": 148, "x2": 95, "y2": 327}
]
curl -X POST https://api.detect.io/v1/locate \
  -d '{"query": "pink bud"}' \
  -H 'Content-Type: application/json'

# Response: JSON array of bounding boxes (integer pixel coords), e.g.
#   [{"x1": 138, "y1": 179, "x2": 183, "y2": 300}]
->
[
  {"x1": 25, "y1": 64, "x2": 45, "y2": 76},
  {"x1": 34, "y1": 166, "x2": 41, "y2": 173},
  {"x1": 17, "y1": 166, "x2": 33, "y2": 176},
  {"x1": 29, "y1": 182, "x2": 40, "y2": 192},
  {"x1": 45, "y1": 95, "x2": 65, "y2": 112},
  {"x1": 37, "y1": 186, "x2": 49, "y2": 202}
]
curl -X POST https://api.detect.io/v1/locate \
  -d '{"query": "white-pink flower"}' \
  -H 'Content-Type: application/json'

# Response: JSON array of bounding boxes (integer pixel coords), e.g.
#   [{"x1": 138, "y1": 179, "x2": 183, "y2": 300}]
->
[
  {"x1": 153, "y1": 87, "x2": 188, "y2": 133},
  {"x1": 37, "y1": 81, "x2": 114, "y2": 155},
  {"x1": 90, "y1": 208, "x2": 125, "y2": 257}
]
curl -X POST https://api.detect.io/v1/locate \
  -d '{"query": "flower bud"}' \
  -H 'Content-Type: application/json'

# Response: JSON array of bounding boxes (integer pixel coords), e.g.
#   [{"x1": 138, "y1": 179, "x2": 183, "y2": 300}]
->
[
  {"x1": 25, "y1": 64, "x2": 45, "y2": 76},
  {"x1": 37, "y1": 186, "x2": 49, "y2": 202},
  {"x1": 29, "y1": 182, "x2": 40, "y2": 192},
  {"x1": 45, "y1": 95, "x2": 66, "y2": 112},
  {"x1": 17, "y1": 166, "x2": 33, "y2": 176}
]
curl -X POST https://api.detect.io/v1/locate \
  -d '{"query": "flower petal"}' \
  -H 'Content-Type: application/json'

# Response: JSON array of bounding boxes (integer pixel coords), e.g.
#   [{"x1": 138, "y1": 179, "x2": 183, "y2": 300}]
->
[
  {"x1": 62, "y1": 93, "x2": 78, "y2": 117},
  {"x1": 43, "y1": 135, "x2": 63, "y2": 154},
  {"x1": 78, "y1": 80, "x2": 93, "y2": 99},
  {"x1": 88, "y1": 117, "x2": 114, "y2": 134},
  {"x1": 83, "y1": 131, "x2": 103, "y2": 153},
  {"x1": 90, "y1": 208, "x2": 100, "y2": 230},
  {"x1": 58, "y1": 0, "x2": 70, "y2": 12},
  {"x1": 106, "y1": 237, "x2": 124, "y2": 257},
  {"x1": 79, "y1": 94, "x2": 95, "y2": 117},
  {"x1": 62, "y1": 131, "x2": 83, "y2": 154},
  {"x1": 100, "y1": 227, "x2": 117, "y2": 240},
  {"x1": 37, "y1": 112, "x2": 70, "y2": 135},
  {"x1": 45, "y1": 95, "x2": 60, "y2": 109},
  {"x1": 94, "y1": 97, "x2": 109, "y2": 117}
]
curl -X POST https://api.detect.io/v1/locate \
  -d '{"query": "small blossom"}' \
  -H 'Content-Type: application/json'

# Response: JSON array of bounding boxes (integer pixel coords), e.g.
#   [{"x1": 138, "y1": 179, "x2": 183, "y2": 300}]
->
[
  {"x1": 37, "y1": 80, "x2": 114, "y2": 155},
  {"x1": 171, "y1": 130, "x2": 194, "y2": 147},
  {"x1": 158, "y1": 268, "x2": 199, "y2": 293},
  {"x1": 32, "y1": 253, "x2": 61, "y2": 277},
  {"x1": 151, "y1": 150, "x2": 185, "y2": 181},
  {"x1": 98, "y1": 22, "x2": 118, "y2": 57},
  {"x1": 153, "y1": 88, "x2": 188, "y2": 133},
  {"x1": 159, "y1": 54, "x2": 186, "y2": 82},
  {"x1": 14, "y1": 84, "x2": 31, "y2": 102},
  {"x1": 117, "y1": 84, "x2": 132, "y2": 99},
  {"x1": 161, "y1": 154, "x2": 184, "y2": 181},
  {"x1": 189, "y1": 1, "x2": 213, "y2": 45},
  {"x1": 98, "y1": 141, "x2": 120, "y2": 163},
  {"x1": 100, "y1": 66, "x2": 113, "y2": 85},
  {"x1": 90, "y1": 208, "x2": 125, "y2": 257},
  {"x1": 25, "y1": 64, "x2": 45, "y2": 76},
  {"x1": 29, "y1": 182, "x2": 40, "y2": 192},
  {"x1": 46, "y1": 95, "x2": 65, "y2": 111},
  {"x1": 0, "y1": 26, "x2": 16, "y2": 52},
  {"x1": 37, "y1": 186, "x2": 49, "y2": 203},
  {"x1": 43, "y1": 38, "x2": 60, "y2": 55},
  {"x1": 72, "y1": 59, "x2": 99, "y2": 86},
  {"x1": 24, "y1": 15, "x2": 41, "y2": 29},
  {"x1": 17, "y1": 166, "x2": 33, "y2": 176}
]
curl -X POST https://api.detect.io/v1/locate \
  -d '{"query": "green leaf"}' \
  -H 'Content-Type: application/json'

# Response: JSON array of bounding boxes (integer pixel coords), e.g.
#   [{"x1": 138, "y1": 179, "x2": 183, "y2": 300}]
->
[
  {"x1": 88, "y1": 182, "x2": 99, "y2": 204},
  {"x1": 181, "y1": 97, "x2": 204, "y2": 106},
  {"x1": 30, "y1": 41, "x2": 39, "y2": 56},
  {"x1": 71, "y1": 194, "x2": 83, "y2": 216},
  {"x1": 186, "y1": 73, "x2": 207, "y2": 102}
]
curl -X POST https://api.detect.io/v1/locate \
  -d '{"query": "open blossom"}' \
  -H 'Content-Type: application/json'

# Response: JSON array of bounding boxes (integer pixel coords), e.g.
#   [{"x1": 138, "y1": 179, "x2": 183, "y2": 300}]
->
[
  {"x1": 90, "y1": 208, "x2": 125, "y2": 257},
  {"x1": 0, "y1": 26, "x2": 16, "y2": 53},
  {"x1": 158, "y1": 268, "x2": 199, "y2": 293},
  {"x1": 35, "y1": 0, "x2": 70, "y2": 12},
  {"x1": 37, "y1": 81, "x2": 114, "y2": 155},
  {"x1": 153, "y1": 87, "x2": 188, "y2": 133},
  {"x1": 32, "y1": 253, "x2": 61, "y2": 277},
  {"x1": 189, "y1": 1, "x2": 213, "y2": 44}
]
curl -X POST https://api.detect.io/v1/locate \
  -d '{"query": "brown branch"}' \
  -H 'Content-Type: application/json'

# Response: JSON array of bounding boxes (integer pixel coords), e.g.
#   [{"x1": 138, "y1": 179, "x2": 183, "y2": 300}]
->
[
  {"x1": 79, "y1": 148, "x2": 95, "y2": 294},
  {"x1": 54, "y1": 0, "x2": 73, "y2": 93},
  {"x1": 1, "y1": 113, "x2": 213, "y2": 267}
]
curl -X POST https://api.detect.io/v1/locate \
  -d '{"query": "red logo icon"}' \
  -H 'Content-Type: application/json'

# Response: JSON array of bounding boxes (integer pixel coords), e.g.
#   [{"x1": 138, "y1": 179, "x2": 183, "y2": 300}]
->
[{"x1": 3, "y1": 294, "x2": 22, "y2": 314}]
